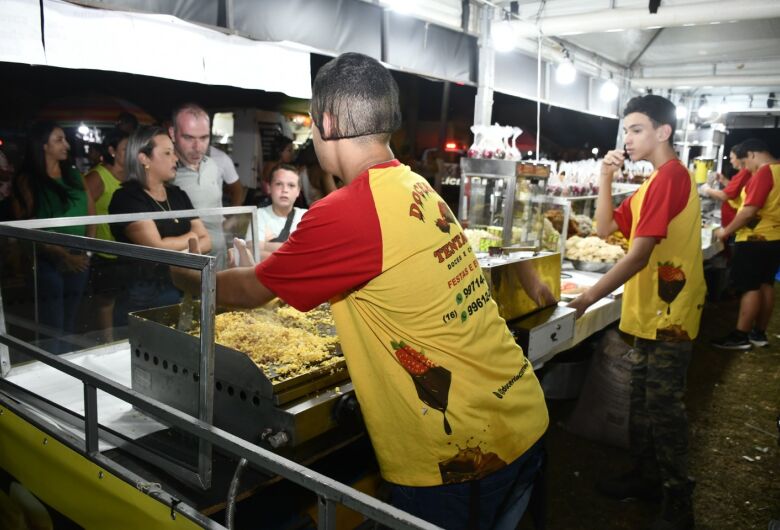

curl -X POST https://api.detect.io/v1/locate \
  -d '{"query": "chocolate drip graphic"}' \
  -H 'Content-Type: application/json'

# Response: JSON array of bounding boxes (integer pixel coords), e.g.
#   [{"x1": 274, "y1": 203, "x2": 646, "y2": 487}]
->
[
  {"x1": 438, "y1": 444, "x2": 507, "y2": 484},
  {"x1": 392, "y1": 340, "x2": 453, "y2": 435},
  {"x1": 658, "y1": 262, "x2": 686, "y2": 315}
]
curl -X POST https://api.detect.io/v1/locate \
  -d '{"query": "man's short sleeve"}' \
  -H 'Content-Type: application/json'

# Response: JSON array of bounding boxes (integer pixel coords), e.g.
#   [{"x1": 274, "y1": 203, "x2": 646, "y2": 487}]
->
[
  {"x1": 723, "y1": 168, "x2": 751, "y2": 199},
  {"x1": 634, "y1": 162, "x2": 691, "y2": 239},
  {"x1": 743, "y1": 165, "x2": 774, "y2": 208},
  {"x1": 612, "y1": 194, "x2": 634, "y2": 238},
  {"x1": 254, "y1": 177, "x2": 383, "y2": 311},
  {"x1": 211, "y1": 147, "x2": 240, "y2": 185}
]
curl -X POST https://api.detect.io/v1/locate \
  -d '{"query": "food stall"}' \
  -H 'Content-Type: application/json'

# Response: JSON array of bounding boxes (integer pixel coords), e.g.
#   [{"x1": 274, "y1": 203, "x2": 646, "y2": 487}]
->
[{"x1": 0, "y1": 208, "x2": 438, "y2": 530}]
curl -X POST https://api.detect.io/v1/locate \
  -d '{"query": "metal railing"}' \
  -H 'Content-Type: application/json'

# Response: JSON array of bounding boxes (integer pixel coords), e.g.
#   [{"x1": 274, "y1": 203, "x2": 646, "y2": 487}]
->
[{"x1": 0, "y1": 215, "x2": 440, "y2": 530}]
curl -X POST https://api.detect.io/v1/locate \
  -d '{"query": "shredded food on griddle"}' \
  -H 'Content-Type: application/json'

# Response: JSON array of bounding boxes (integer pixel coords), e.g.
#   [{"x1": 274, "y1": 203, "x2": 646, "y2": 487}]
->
[{"x1": 191, "y1": 305, "x2": 340, "y2": 380}]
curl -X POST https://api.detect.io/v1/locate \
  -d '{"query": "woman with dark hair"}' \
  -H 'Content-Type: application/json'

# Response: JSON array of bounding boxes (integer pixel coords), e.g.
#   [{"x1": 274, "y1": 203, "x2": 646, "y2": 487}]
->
[
  {"x1": 109, "y1": 126, "x2": 210, "y2": 325},
  {"x1": 13, "y1": 121, "x2": 96, "y2": 346}
]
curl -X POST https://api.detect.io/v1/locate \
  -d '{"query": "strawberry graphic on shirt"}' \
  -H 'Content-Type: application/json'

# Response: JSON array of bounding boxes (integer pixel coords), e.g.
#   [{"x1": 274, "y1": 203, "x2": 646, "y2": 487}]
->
[
  {"x1": 392, "y1": 340, "x2": 453, "y2": 435},
  {"x1": 658, "y1": 262, "x2": 686, "y2": 314},
  {"x1": 435, "y1": 201, "x2": 457, "y2": 234}
]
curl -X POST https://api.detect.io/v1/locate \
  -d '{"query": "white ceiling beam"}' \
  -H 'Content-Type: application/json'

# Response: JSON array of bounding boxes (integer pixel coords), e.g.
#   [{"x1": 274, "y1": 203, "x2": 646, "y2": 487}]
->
[
  {"x1": 632, "y1": 74, "x2": 780, "y2": 89},
  {"x1": 513, "y1": 0, "x2": 780, "y2": 37}
]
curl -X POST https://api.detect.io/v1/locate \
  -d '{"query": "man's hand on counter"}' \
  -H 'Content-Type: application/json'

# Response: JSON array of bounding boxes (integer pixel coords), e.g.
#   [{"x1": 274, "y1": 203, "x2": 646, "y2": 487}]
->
[
  {"x1": 567, "y1": 291, "x2": 594, "y2": 319},
  {"x1": 567, "y1": 237, "x2": 656, "y2": 319}
]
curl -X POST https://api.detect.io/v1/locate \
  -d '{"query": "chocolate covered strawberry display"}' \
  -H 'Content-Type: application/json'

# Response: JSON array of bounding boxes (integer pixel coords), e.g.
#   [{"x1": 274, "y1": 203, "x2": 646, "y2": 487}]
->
[
  {"x1": 392, "y1": 340, "x2": 452, "y2": 435},
  {"x1": 658, "y1": 262, "x2": 686, "y2": 314}
]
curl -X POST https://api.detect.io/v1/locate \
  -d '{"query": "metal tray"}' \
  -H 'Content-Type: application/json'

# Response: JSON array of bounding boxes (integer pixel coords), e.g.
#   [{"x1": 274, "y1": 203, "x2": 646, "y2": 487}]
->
[
  {"x1": 570, "y1": 259, "x2": 615, "y2": 273},
  {"x1": 128, "y1": 303, "x2": 351, "y2": 447}
]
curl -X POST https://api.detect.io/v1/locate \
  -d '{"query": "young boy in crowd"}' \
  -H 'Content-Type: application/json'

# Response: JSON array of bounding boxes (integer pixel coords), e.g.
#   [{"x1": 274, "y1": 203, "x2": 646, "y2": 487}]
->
[
  {"x1": 246, "y1": 163, "x2": 306, "y2": 261},
  {"x1": 569, "y1": 95, "x2": 706, "y2": 530}
]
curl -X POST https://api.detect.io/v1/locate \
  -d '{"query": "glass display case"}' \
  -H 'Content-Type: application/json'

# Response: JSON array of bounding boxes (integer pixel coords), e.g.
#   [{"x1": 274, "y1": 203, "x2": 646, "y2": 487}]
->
[{"x1": 458, "y1": 158, "x2": 570, "y2": 255}]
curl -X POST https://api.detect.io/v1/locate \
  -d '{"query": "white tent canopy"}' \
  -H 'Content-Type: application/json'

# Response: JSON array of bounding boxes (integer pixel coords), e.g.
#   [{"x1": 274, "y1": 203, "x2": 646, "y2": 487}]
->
[{"x1": 0, "y1": 0, "x2": 312, "y2": 99}]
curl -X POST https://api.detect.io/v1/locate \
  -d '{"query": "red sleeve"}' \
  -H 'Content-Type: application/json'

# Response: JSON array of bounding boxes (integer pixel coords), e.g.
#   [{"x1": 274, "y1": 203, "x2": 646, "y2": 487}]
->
[
  {"x1": 722, "y1": 168, "x2": 751, "y2": 199},
  {"x1": 254, "y1": 174, "x2": 383, "y2": 311},
  {"x1": 634, "y1": 161, "x2": 691, "y2": 239},
  {"x1": 743, "y1": 165, "x2": 774, "y2": 208},
  {"x1": 612, "y1": 194, "x2": 634, "y2": 239}
]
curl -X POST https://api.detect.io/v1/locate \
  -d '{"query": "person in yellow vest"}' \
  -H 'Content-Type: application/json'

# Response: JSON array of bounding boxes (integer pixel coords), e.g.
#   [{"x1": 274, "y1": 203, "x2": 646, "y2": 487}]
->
[
  {"x1": 84, "y1": 128, "x2": 129, "y2": 341},
  {"x1": 569, "y1": 95, "x2": 705, "y2": 530},
  {"x1": 177, "y1": 53, "x2": 549, "y2": 529},
  {"x1": 713, "y1": 138, "x2": 780, "y2": 349}
]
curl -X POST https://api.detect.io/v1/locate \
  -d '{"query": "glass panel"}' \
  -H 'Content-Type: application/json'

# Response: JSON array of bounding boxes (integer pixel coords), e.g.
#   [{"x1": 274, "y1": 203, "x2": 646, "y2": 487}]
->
[
  {"x1": 462, "y1": 175, "x2": 509, "y2": 239},
  {"x1": 0, "y1": 217, "x2": 217, "y2": 488}
]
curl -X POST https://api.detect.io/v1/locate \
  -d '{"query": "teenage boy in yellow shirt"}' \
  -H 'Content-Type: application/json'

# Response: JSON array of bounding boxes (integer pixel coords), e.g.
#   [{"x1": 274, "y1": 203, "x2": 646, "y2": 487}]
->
[{"x1": 569, "y1": 95, "x2": 705, "y2": 530}]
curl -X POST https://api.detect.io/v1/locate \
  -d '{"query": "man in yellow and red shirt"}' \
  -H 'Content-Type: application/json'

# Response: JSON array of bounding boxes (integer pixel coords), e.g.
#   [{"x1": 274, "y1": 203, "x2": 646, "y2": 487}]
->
[
  {"x1": 713, "y1": 138, "x2": 780, "y2": 349},
  {"x1": 207, "y1": 53, "x2": 549, "y2": 529},
  {"x1": 569, "y1": 95, "x2": 705, "y2": 530},
  {"x1": 701, "y1": 144, "x2": 751, "y2": 229}
]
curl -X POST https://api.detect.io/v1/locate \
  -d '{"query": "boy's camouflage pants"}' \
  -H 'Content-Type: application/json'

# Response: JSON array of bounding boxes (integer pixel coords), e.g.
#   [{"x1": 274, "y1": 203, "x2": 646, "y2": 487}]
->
[{"x1": 629, "y1": 337, "x2": 694, "y2": 493}]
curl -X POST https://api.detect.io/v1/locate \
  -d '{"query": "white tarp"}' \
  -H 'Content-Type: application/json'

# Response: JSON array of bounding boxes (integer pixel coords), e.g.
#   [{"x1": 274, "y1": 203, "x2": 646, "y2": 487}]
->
[
  {"x1": 0, "y1": 0, "x2": 47, "y2": 65},
  {"x1": 0, "y1": 0, "x2": 312, "y2": 99}
]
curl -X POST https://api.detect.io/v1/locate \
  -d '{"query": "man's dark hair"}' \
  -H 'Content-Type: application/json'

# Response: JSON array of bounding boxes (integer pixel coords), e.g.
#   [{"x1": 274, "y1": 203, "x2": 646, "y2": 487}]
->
[
  {"x1": 117, "y1": 112, "x2": 139, "y2": 131},
  {"x1": 623, "y1": 95, "x2": 677, "y2": 145},
  {"x1": 171, "y1": 102, "x2": 209, "y2": 131},
  {"x1": 272, "y1": 135, "x2": 293, "y2": 159},
  {"x1": 310, "y1": 52, "x2": 401, "y2": 142},
  {"x1": 737, "y1": 138, "x2": 770, "y2": 156},
  {"x1": 730, "y1": 142, "x2": 744, "y2": 159}
]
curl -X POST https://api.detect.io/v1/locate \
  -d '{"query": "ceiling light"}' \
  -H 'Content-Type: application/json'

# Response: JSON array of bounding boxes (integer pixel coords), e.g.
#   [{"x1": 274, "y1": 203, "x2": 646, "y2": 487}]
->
[
  {"x1": 683, "y1": 23, "x2": 696, "y2": 27},
  {"x1": 605, "y1": 28, "x2": 625, "y2": 33},
  {"x1": 385, "y1": 0, "x2": 414, "y2": 14},
  {"x1": 555, "y1": 57, "x2": 576, "y2": 85},
  {"x1": 78, "y1": 124, "x2": 89, "y2": 136},
  {"x1": 676, "y1": 106, "x2": 688, "y2": 119},
  {"x1": 697, "y1": 104, "x2": 714, "y2": 119},
  {"x1": 591, "y1": 147, "x2": 599, "y2": 156},
  {"x1": 709, "y1": 21, "x2": 721, "y2": 25},
  {"x1": 645, "y1": 25, "x2": 662, "y2": 29},
  {"x1": 491, "y1": 20, "x2": 516, "y2": 52},
  {"x1": 600, "y1": 79, "x2": 619, "y2": 101}
]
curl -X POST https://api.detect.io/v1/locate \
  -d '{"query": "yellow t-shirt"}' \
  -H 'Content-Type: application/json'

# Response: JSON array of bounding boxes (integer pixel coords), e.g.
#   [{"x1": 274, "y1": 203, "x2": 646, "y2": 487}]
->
[
  {"x1": 735, "y1": 163, "x2": 780, "y2": 242},
  {"x1": 256, "y1": 160, "x2": 548, "y2": 486},
  {"x1": 615, "y1": 160, "x2": 706, "y2": 341},
  {"x1": 92, "y1": 164, "x2": 122, "y2": 258}
]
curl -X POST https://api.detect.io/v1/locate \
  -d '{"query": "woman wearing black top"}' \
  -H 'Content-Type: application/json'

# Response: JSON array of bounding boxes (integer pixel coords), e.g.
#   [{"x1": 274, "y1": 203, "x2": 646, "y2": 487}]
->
[{"x1": 109, "y1": 126, "x2": 210, "y2": 325}]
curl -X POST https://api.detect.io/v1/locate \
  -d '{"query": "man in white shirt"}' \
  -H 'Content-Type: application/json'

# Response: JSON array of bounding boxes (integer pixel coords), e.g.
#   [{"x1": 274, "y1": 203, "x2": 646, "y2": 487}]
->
[
  {"x1": 209, "y1": 145, "x2": 244, "y2": 206},
  {"x1": 170, "y1": 103, "x2": 243, "y2": 268},
  {"x1": 247, "y1": 163, "x2": 306, "y2": 260}
]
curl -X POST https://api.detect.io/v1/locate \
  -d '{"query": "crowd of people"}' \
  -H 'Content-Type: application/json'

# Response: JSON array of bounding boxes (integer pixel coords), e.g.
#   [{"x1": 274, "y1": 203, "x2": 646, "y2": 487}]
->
[{"x1": 0, "y1": 103, "x2": 336, "y2": 346}]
